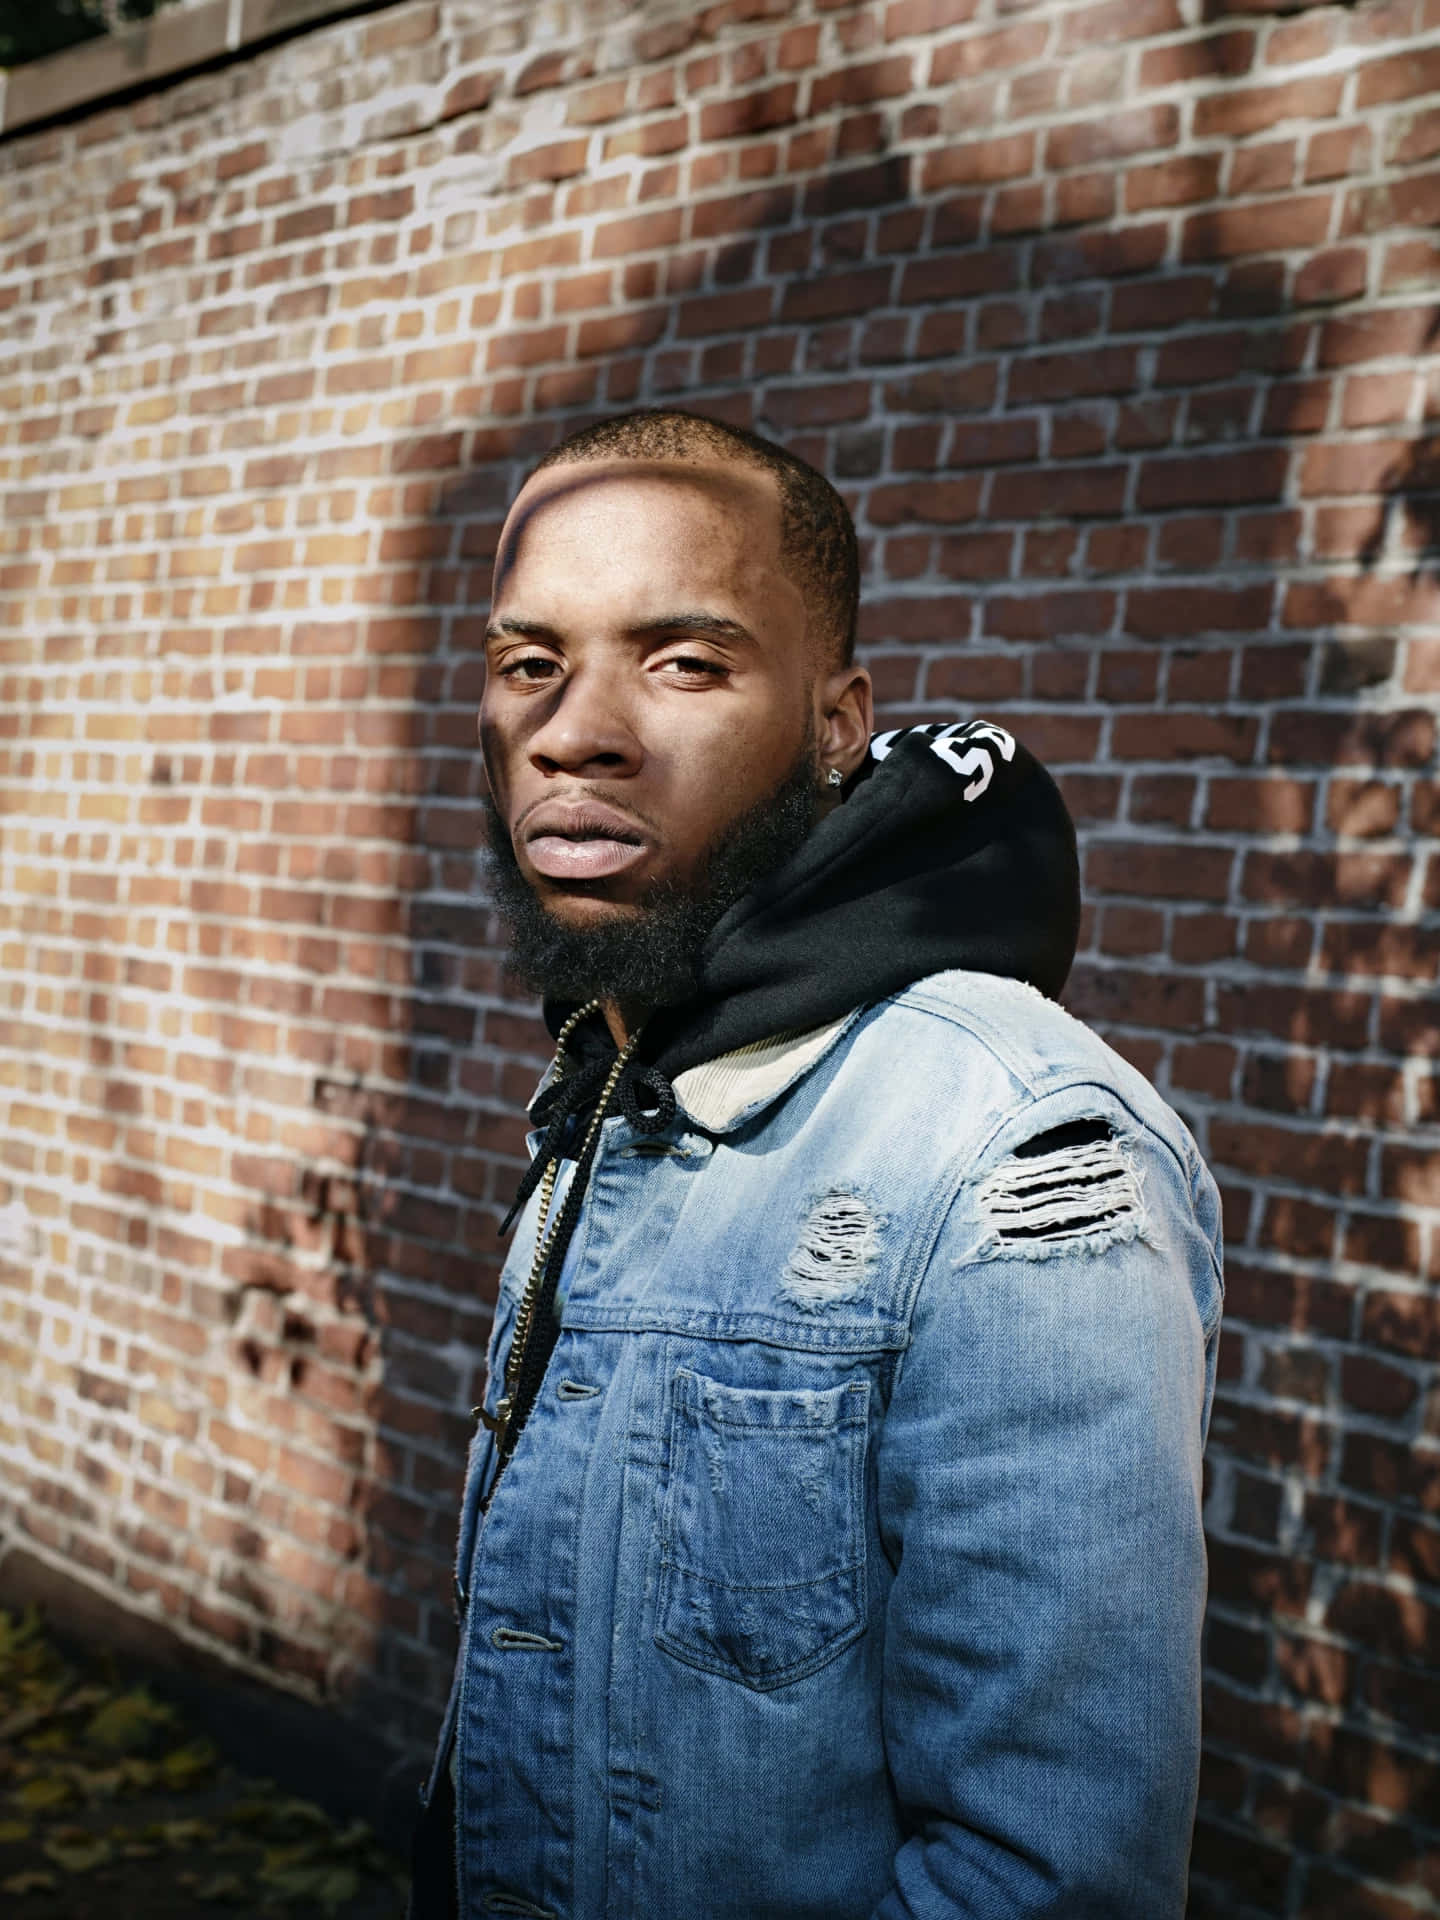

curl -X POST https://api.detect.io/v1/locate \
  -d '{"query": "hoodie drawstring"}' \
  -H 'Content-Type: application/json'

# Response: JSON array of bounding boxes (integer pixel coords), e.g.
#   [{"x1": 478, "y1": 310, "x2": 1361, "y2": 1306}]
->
[
  {"x1": 498, "y1": 1018, "x2": 677, "y2": 1237},
  {"x1": 480, "y1": 1005, "x2": 677, "y2": 1508}
]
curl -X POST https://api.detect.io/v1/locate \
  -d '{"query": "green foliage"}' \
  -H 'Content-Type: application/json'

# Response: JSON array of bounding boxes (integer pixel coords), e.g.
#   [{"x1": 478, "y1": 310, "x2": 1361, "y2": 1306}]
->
[{"x1": 0, "y1": 0, "x2": 177, "y2": 69}]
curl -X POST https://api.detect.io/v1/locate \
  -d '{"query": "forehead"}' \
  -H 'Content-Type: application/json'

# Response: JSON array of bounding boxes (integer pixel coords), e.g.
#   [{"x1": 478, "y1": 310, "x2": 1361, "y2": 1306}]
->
[{"x1": 493, "y1": 458, "x2": 786, "y2": 604}]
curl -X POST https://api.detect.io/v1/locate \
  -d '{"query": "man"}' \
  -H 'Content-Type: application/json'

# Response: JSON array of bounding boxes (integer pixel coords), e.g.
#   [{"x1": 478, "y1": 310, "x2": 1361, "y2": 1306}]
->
[{"x1": 409, "y1": 409, "x2": 1224, "y2": 1920}]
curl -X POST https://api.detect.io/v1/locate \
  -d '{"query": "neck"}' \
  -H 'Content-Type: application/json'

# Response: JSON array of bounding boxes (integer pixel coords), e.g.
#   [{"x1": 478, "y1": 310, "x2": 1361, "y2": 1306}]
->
[{"x1": 600, "y1": 999, "x2": 648, "y2": 1050}]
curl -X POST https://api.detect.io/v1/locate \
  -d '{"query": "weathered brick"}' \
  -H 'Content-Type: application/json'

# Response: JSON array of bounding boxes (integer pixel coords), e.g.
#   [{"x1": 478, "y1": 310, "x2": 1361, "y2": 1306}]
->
[
  {"x1": 811, "y1": 57, "x2": 913, "y2": 112},
  {"x1": 1140, "y1": 452, "x2": 1287, "y2": 518},
  {"x1": 1194, "y1": 76, "x2": 1345, "y2": 140},
  {"x1": 1355, "y1": 45, "x2": 1440, "y2": 108},
  {"x1": 1045, "y1": 104, "x2": 1178, "y2": 171},
  {"x1": 699, "y1": 83, "x2": 799, "y2": 140},
  {"x1": 920, "y1": 132, "x2": 1034, "y2": 190},
  {"x1": 1182, "y1": 195, "x2": 1334, "y2": 261},
  {"x1": 0, "y1": 8, "x2": 1434, "y2": 1880},
  {"x1": 1057, "y1": 0, "x2": 1182, "y2": 52}
]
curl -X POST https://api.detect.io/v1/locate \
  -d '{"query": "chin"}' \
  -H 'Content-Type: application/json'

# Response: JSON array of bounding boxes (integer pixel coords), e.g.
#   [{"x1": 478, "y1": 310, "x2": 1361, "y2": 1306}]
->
[{"x1": 532, "y1": 883, "x2": 650, "y2": 924}]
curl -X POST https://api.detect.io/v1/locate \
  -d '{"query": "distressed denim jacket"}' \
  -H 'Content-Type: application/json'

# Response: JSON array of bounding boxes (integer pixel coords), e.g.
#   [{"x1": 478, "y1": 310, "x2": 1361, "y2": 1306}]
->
[{"x1": 425, "y1": 967, "x2": 1224, "y2": 1920}]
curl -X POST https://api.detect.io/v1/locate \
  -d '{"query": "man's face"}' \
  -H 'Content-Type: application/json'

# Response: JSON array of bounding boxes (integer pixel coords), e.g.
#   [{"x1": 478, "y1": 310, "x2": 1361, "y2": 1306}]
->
[{"x1": 480, "y1": 459, "x2": 860, "y2": 999}]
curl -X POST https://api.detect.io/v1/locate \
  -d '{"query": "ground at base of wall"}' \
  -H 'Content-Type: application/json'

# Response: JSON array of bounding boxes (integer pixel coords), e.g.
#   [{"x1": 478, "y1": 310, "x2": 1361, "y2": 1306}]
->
[{"x1": 0, "y1": 1610, "x2": 407, "y2": 1919}]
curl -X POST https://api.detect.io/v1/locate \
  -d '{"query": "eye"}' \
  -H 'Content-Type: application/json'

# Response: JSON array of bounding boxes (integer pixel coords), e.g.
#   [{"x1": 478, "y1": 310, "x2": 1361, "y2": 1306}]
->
[
  {"x1": 656, "y1": 654, "x2": 730, "y2": 682},
  {"x1": 499, "y1": 654, "x2": 560, "y2": 683}
]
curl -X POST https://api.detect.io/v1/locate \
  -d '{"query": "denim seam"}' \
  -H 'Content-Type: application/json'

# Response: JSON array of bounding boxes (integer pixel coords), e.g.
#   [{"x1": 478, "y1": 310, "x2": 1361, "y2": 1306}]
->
[{"x1": 659, "y1": 1560, "x2": 867, "y2": 1591}]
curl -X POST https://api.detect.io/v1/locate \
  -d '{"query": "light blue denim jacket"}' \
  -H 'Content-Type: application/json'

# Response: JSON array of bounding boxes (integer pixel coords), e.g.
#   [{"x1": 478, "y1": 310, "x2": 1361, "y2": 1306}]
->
[{"x1": 429, "y1": 967, "x2": 1224, "y2": 1920}]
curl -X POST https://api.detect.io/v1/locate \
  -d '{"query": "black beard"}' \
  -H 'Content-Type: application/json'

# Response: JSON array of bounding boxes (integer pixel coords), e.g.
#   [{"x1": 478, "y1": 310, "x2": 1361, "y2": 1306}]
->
[{"x1": 481, "y1": 742, "x2": 823, "y2": 1009}]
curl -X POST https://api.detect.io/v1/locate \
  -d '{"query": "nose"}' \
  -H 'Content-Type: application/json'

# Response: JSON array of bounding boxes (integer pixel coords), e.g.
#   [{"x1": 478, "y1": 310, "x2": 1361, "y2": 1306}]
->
[{"x1": 526, "y1": 663, "x2": 642, "y2": 781}]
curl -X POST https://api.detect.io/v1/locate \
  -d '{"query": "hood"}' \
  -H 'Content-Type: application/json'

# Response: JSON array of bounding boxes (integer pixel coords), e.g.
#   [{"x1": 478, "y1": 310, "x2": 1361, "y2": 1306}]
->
[{"x1": 548, "y1": 718, "x2": 1081, "y2": 1079}]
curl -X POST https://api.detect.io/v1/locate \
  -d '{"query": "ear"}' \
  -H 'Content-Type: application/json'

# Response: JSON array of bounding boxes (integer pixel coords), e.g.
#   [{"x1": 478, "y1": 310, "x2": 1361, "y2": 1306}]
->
[{"x1": 815, "y1": 664, "x2": 874, "y2": 780}]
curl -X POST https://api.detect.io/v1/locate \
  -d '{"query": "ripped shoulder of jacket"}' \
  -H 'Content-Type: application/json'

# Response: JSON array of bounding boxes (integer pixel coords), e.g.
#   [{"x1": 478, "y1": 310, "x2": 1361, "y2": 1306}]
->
[{"x1": 966, "y1": 1104, "x2": 1173, "y2": 1265}]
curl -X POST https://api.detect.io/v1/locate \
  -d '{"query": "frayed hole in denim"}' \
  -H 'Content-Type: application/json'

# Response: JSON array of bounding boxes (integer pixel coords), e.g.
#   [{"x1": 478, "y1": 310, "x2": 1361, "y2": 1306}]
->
[
  {"x1": 781, "y1": 1188, "x2": 879, "y2": 1309},
  {"x1": 978, "y1": 1123, "x2": 1148, "y2": 1259}
]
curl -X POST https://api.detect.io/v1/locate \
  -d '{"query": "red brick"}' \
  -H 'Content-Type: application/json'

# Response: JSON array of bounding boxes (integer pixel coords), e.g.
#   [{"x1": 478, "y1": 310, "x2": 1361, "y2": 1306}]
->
[
  {"x1": 1382, "y1": 236, "x2": 1440, "y2": 291},
  {"x1": 1086, "y1": 839, "x2": 1234, "y2": 901},
  {"x1": 884, "y1": 0, "x2": 979, "y2": 38},
  {"x1": 1208, "y1": 777, "x2": 1315, "y2": 834},
  {"x1": 1138, "y1": 29, "x2": 1254, "y2": 88},
  {"x1": 699, "y1": 83, "x2": 799, "y2": 140},
  {"x1": 811, "y1": 56, "x2": 913, "y2": 111},
  {"x1": 1207, "y1": 1538, "x2": 1312, "y2": 1618},
  {"x1": 1137, "y1": 448, "x2": 1289, "y2": 510},
  {"x1": 867, "y1": 479, "x2": 984, "y2": 524},
  {"x1": 1342, "y1": 1355, "x2": 1419, "y2": 1419},
  {"x1": 1229, "y1": 139, "x2": 1297, "y2": 197},
  {"x1": 1320, "y1": 305, "x2": 1437, "y2": 368},
  {"x1": 1063, "y1": 962, "x2": 1207, "y2": 1031},
  {"x1": 1182, "y1": 195, "x2": 1334, "y2": 261},
  {"x1": 781, "y1": 266, "x2": 894, "y2": 322},
  {"x1": 1125, "y1": 584, "x2": 1273, "y2": 638},
  {"x1": 1125, "y1": 154, "x2": 1223, "y2": 212},
  {"x1": 1194, "y1": 75, "x2": 1344, "y2": 139},
  {"x1": 983, "y1": 590, "x2": 1115, "y2": 638},
  {"x1": 1044, "y1": 104, "x2": 1178, "y2": 171},
  {"x1": 989, "y1": 466, "x2": 1127, "y2": 520},
  {"x1": 924, "y1": 649, "x2": 1024, "y2": 697},
  {"x1": 1381, "y1": 1146, "x2": 1440, "y2": 1209},
  {"x1": 1300, "y1": 441, "x2": 1420, "y2": 504},
  {"x1": 692, "y1": 188, "x2": 794, "y2": 239},
  {"x1": 1294, "y1": 247, "x2": 1369, "y2": 305},
  {"x1": 920, "y1": 133, "x2": 1035, "y2": 190},
  {"x1": 1356, "y1": 45, "x2": 1440, "y2": 107},
  {"x1": 929, "y1": 22, "x2": 1047, "y2": 84},
  {"x1": 1325, "y1": 1580, "x2": 1440, "y2": 1670},
  {"x1": 1306, "y1": 124, "x2": 1371, "y2": 182},
  {"x1": 364, "y1": 4, "x2": 437, "y2": 54},
  {"x1": 1245, "y1": 848, "x2": 1410, "y2": 911},
  {"x1": 1389, "y1": 105, "x2": 1440, "y2": 167},
  {"x1": 507, "y1": 139, "x2": 590, "y2": 185},
  {"x1": 1057, "y1": 0, "x2": 1182, "y2": 51},
  {"x1": 899, "y1": 245, "x2": 1020, "y2": 304},
  {"x1": 1345, "y1": 167, "x2": 1440, "y2": 233},
  {"x1": 1008, "y1": 346, "x2": 1137, "y2": 403}
]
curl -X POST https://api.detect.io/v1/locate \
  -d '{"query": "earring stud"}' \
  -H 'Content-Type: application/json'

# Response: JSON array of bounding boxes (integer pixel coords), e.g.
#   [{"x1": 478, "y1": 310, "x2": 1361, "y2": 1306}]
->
[{"x1": 826, "y1": 767, "x2": 843, "y2": 788}]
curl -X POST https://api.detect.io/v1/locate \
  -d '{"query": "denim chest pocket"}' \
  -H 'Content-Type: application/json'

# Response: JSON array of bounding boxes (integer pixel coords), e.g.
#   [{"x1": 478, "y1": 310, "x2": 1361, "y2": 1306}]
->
[{"x1": 655, "y1": 1368, "x2": 870, "y2": 1691}]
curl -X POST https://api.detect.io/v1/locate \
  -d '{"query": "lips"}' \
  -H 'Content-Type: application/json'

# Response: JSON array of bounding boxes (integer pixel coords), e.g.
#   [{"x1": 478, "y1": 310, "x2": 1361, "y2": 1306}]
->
[{"x1": 521, "y1": 798, "x2": 650, "y2": 883}]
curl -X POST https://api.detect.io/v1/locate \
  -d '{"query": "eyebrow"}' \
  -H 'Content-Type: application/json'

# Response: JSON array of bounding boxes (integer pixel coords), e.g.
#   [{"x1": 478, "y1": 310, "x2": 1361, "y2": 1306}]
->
[{"x1": 485, "y1": 612, "x2": 755, "y2": 646}]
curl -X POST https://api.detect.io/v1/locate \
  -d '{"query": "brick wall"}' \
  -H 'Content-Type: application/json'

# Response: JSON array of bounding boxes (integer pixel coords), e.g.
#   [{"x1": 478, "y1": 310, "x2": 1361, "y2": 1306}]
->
[{"x1": 0, "y1": 0, "x2": 1437, "y2": 1908}]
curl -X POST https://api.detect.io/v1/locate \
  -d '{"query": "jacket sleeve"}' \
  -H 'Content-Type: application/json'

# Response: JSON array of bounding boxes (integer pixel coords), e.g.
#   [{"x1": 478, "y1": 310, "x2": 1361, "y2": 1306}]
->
[{"x1": 869, "y1": 1095, "x2": 1223, "y2": 1920}]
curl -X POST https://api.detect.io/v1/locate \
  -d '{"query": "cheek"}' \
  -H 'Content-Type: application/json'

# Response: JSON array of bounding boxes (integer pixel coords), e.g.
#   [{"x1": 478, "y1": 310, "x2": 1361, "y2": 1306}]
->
[
  {"x1": 478, "y1": 710, "x2": 512, "y2": 804},
  {"x1": 664, "y1": 713, "x2": 804, "y2": 848}
]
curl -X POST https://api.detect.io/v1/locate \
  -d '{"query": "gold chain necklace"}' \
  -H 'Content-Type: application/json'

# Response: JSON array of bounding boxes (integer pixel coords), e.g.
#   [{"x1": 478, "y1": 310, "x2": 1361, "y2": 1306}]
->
[{"x1": 479, "y1": 1001, "x2": 640, "y2": 1473}]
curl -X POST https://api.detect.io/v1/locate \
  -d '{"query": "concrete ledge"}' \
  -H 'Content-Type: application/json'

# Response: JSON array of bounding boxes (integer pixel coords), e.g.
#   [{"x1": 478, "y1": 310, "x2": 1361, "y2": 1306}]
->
[
  {"x1": 0, "y1": 0, "x2": 387, "y2": 139},
  {"x1": 0, "y1": 1540, "x2": 422, "y2": 1853}
]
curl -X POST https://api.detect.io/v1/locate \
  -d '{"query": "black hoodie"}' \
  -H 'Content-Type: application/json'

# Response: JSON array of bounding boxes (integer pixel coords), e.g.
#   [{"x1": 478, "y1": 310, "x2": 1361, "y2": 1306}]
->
[{"x1": 550, "y1": 718, "x2": 1081, "y2": 1076}]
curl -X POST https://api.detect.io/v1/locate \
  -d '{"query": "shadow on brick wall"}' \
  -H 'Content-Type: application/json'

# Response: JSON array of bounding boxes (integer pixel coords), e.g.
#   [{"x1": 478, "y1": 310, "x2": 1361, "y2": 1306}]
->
[
  {"x1": 318, "y1": 15, "x2": 1440, "y2": 1917},
  {"x1": 3, "y1": 0, "x2": 1437, "y2": 1910}
]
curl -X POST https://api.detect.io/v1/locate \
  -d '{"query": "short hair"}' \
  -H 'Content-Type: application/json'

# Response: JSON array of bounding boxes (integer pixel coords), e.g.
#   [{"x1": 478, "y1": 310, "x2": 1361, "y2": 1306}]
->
[{"x1": 528, "y1": 408, "x2": 860, "y2": 667}]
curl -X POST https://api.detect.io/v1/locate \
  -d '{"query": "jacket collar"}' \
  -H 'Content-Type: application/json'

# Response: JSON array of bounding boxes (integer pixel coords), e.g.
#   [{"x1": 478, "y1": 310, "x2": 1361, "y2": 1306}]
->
[
  {"x1": 525, "y1": 1010, "x2": 859, "y2": 1136},
  {"x1": 670, "y1": 1012, "x2": 858, "y2": 1131}
]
